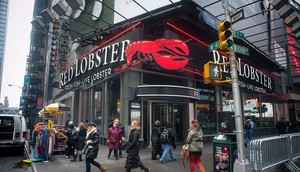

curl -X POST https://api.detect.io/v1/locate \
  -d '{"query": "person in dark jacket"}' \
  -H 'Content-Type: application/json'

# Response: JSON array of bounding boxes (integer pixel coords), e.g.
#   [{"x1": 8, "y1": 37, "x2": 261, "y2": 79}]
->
[
  {"x1": 85, "y1": 122, "x2": 107, "y2": 172},
  {"x1": 65, "y1": 120, "x2": 76, "y2": 159},
  {"x1": 159, "y1": 121, "x2": 176, "y2": 163},
  {"x1": 151, "y1": 120, "x2": 163, "y2": 160},
  {"x1": 276, "y1": 118, "x2": 287, "y2": 135},
  {"x1": 124, "y1": 119, "x2": 149, "y2": 172},
  {"x1": 71, "y1": 122, "x2": 87, "y2": 162}
]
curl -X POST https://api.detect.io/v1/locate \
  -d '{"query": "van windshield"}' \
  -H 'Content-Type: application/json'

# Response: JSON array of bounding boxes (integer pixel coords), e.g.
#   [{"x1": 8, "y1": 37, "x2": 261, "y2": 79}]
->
[{"x1": 0, "y1": 117, "x2": 14, "y2": 126}]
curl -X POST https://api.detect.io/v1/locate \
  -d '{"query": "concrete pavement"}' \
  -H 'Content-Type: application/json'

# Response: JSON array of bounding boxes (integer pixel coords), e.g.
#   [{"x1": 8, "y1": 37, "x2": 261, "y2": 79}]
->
[{"x1": 27, "y1": 140, "x2": 296, "y2": 172}]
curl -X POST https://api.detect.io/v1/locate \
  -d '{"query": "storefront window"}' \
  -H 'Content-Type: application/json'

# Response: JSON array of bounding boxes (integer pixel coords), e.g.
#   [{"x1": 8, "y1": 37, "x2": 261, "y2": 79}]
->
[
  {"x1": 196, "y1": 83, "x2": 216, "y2": 135},
  {"x1": 93, "y1": 84, "x2": 103, "y2": 130},
  {"x1": 108, "y1": 76, "x2": 120, "y2": 121}
]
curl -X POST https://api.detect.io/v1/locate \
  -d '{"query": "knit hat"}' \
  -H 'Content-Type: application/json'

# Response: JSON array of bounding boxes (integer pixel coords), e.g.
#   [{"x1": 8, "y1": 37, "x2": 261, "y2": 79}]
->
[{"x1": 68, "y1": 121, "x2": 73, "y2": 125}]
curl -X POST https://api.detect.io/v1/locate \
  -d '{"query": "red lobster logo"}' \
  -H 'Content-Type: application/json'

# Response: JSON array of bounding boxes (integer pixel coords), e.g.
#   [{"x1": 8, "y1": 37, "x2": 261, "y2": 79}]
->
[{"x1": 125, "y1": 38, "x2": 189, "y2": 70}]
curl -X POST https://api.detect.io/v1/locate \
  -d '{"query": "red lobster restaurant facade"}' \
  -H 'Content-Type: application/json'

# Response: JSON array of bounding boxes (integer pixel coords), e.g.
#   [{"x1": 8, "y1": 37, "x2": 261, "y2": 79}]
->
[{"x1": 54, "y1": 1, "x2": 285, "y2": 146}]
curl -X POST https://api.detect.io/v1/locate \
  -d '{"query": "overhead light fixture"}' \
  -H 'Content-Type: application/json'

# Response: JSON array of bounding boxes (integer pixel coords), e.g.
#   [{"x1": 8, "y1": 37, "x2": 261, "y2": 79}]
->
[
  {"x1": 285, "y1": 14, "x2": 299, "y2": 27},
  {"x1": 278, "y1": 5, "x2": 294, "y2": 19},
  {"x1": 52, "y1": 1, "x2": 68, "y2": 16},
  {"x1": 65, "y1": 0, "x2": 83, "y2": 10},
  {"x1": 31, "y1": 16, "x2": 45, "y2": 30},
  {"x1": 271, "y1": 0, "x2": 288, "y2": 11},
  {"x1": 40, "y1": 9, "x2": 55, "y2": 22},
  {"x1": 291, "y1": 22, "x2": 300, "y2": 34}
]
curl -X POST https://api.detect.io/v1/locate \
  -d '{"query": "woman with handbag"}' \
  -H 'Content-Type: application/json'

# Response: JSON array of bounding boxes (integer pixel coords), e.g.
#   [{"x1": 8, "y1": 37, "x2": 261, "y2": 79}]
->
[
  {"x1": 84, "y1": 122, "x2": 107, "y2": 172},
  {"x1": 185, "y1": 119, "x2": 205, "y2": 172},
  {"x1": 107, "y1": 120, "x2": 122, "y2": 159},
  {"x1": 124, "y1": 119, "x2": 150, "y2": 172}
]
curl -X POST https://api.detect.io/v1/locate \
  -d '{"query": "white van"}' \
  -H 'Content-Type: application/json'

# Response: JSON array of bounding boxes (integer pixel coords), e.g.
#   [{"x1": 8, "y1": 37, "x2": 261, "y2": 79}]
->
[{"x1": 0, "y1": 114, "x2": 28, "y2": 153}]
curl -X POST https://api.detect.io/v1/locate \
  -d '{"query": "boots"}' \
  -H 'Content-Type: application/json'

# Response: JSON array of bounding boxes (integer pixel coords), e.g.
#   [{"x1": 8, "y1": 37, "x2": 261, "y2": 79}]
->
[
  {"x1": 99, "y1": 165, "x2": 107, "y2": 172},
  {"x1": 114, "y1": 149, "x2": 118, "y2": 160},
  {"x1": 79, "y1": 154, "x2": 82, "y2": 161},
  {"x1": 108, "y1": 149, "x2": 112, "y2": 159},
  {"x1": 200, "y1": 166, "x2": 205, "y2": 172},
  {"x1": 125, "y1": 169, "x2": 131, "y2": 172},
  {"x1": 70, "y1": 154, "x2": 77, "y2": 162},
  {"x1": 141, "y1": 164, "x2": 150, "y2": 172}
]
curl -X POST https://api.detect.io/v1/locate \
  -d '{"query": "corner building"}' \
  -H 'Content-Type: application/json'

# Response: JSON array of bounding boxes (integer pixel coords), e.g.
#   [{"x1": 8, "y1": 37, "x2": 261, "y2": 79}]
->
[{"x1": 47, "y1": 1, "x2": 287, "y2": 146}]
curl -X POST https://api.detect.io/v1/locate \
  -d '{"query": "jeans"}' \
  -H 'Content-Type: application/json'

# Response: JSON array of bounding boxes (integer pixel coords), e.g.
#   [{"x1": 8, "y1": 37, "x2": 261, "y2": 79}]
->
[
  {"x1": 85, "y1": 158, "x2": 100, "y2": 172},
  {"x1": 160, "y1": 144, "x2": 175, "y2": 161},
  {"x1": 245, "y1": 129, "x2": 253, "y2": 144}
]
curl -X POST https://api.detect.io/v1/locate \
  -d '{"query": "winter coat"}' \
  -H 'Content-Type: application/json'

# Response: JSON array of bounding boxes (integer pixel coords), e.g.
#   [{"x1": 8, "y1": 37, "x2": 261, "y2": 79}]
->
[
  {"x1": 85, "y1": 127, "x2": 100, "y2": 159},
  {"x1": 125, "y1": 128, "x2": 142, "y2": 169},
  {"x1": 65, "y1": 125, "x2": 76, "y2": 145},
  {"x1": 74, "y1": 126, "x2": 87, "y2": 149},
  {"x1": 107, "y1": 127, "x2": 122, "y2": 149},
  {"x1": 186, "y1": 129, "x2": 203, "y2": 155},
  {"x1": 151, "y1": 124, "x2": 163, "y2": 155}
]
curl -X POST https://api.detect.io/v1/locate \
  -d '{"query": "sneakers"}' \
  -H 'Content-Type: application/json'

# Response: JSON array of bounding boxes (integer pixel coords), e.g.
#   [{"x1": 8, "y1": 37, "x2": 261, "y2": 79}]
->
[
  {"x1": 172, "y1": 159, "x2": 176, "y2": 162},
  {"x1": 65, "y1": 156, "x2": 69, "y2": 159},
  {"x1": 99, "y1": 165, "x2": 107, "y2": 172},
  {"x1": 159, "y1": 160, "x2": 165, "y2": 164}
]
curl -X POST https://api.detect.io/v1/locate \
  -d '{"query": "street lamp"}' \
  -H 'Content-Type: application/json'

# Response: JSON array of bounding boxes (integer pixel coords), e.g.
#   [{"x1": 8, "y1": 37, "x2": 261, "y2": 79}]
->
[{"x1": 8, "y1": 84, "x2": 23, "y2": 89}]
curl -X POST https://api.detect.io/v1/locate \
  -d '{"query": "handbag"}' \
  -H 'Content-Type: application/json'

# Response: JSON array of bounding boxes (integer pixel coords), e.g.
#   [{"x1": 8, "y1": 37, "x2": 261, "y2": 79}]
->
[
  {"x1": 181, "y1": 144, "x2": 190, "y2": 167},
  {"x1": 83, "y1": 144, "x2": 90, "y2": 155}
]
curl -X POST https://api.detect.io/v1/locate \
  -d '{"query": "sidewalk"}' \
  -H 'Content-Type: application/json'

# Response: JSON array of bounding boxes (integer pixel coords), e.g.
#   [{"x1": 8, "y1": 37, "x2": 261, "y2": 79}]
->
[{"x1": 27, "y1": 141, "x2": 295, "y2": 172}]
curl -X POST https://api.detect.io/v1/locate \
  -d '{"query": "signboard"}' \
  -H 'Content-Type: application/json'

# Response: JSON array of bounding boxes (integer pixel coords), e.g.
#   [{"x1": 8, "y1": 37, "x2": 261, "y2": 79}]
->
[
  {"x1": 208, "y1": 41, "x2": 220, "y2": 52},
  {"x1": 200, "y1": 11, "x2": 219, "y2": 30},
  {"x1": 232, "y1": 30, "x2": 245, "y2": 40},
  {"x1": 234, "y1": 44, "x2": 249, "y2": 56},
  {"x1": 230, "y1": 9, "x2": 244, "y2": 24}
]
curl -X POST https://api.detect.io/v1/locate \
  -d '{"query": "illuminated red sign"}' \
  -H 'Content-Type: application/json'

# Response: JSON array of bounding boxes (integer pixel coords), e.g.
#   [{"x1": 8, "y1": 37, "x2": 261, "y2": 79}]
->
[
  {"x1": 286, "y1": 27, "x2": 300, "y2": 74},
  {"x1": 125, "y1": 38, "x2": 189, "y2": 70}
]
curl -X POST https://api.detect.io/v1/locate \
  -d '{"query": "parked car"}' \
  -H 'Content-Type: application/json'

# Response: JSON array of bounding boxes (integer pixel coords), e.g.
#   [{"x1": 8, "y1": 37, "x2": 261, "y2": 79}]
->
[{"x1": 0, "y1": 114, "x2": 28, "y2": 153}]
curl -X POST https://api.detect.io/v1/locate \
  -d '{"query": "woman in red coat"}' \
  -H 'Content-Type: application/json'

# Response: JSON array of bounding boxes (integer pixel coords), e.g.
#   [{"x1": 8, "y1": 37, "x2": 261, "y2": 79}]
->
[{"x1": 107, "y1": 121, "x2": 122, "y2": 159}]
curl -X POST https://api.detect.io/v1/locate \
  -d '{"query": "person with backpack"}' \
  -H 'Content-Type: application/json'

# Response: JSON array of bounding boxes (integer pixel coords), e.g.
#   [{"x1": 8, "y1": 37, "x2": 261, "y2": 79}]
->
[
  {"x1": 244, "y1": 118, "x2": 254, "y2": 148},
  {"x1": 159, "y1": 121, "x2": 176, "y2": 163},
  {"x1": 151, "y1": 120, "x2": 163, "y2": 160}
]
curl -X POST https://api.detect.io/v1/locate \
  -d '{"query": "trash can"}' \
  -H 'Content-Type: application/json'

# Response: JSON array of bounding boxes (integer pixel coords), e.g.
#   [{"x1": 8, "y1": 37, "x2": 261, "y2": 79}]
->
[{"x1": 213, "y1": 134, "x2": 237, "y2": 172}]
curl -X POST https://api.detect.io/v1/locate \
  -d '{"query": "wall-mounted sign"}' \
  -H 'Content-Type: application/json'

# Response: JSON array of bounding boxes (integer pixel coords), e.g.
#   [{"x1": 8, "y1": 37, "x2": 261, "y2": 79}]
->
[
  {"x1": 212, "y1": 50, "x2": 274, "y2": 93},
  {"x1": 125, "y1": 38, "x2": 190, "y2": 70},
  {"x1": 128, "y1": 101, "x2": 141, "y2": 125}
]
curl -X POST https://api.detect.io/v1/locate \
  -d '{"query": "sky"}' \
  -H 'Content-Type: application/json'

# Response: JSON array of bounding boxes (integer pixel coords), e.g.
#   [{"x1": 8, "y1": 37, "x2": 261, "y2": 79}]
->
[{"x1": 1, "y1": 0, "x2": 34, "y2": 108}]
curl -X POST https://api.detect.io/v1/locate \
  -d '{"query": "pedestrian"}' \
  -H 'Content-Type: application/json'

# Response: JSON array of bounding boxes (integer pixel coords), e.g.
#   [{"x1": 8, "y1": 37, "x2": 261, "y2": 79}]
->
[
  {"x1": 108, "y1": 118, "x2": 126, "y2": 158},
  {"x1": 107, "y1": 120, "x2": 122, "y2": 160},
  {"x1": 185, "y1": 119, "x2": 205, "y2": 172},
  {"x1": 151, "y1": 120, "x2": 163, "y2": 160},
  {"x1": 286, "y1": 119, "x2": 293, "y2": 133},
  {"x1": 124, "y1": 119, "x2": 150, "y2": 172},
  {"x1": 159, "y1": 121, "x2": 176, "y2": 163},
  {"x1": 244, "y1": 118, "x2": 254, "y2": 148},
  {"x1": 65, "y1": 120, "x2": 76, "y2": 159},
  {"x1": 71, "y1": 122, "x2": 87, "y2": 162},
  {"x1": 276, "y1": 117, "x2": 287, "y2": 135},
  {"x1": 85, "y1": 122, "x2": 107, "y2": 172}
]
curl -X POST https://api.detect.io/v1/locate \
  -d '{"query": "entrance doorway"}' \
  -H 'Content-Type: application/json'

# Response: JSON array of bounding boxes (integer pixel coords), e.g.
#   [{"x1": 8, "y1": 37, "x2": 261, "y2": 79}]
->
[{"x1": 144, "y1": 101, "x2": 184, "y2": 147}]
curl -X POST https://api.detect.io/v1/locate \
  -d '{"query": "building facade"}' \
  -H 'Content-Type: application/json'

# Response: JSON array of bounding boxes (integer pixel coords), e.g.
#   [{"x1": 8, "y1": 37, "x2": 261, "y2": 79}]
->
[
  {"x1": 0, "y1": 0, "x2": 9, "y2": 98},
  {"x1": 28, "y1": 0, "x2": 300, "y2": 146}
]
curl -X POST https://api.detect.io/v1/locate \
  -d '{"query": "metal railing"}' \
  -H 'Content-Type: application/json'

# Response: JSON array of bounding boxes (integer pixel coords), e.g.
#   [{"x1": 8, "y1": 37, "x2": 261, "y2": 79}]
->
[{"x1": 250, "y1": 133, "x2": 300, "y2": 172}]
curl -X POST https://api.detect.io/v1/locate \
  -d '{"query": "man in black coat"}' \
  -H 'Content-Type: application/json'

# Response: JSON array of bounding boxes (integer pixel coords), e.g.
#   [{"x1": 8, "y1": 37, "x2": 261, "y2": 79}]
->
[
  {"x1": 151, "y1": 120, "x2": 163, "y2": 160},
  {"x1": 276, "y1": 118, "x2": 287, "y2": 135}
]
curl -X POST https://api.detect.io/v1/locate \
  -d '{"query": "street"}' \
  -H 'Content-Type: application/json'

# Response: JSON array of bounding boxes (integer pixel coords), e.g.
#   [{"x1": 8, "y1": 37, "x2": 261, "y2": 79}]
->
[{"x1": 0, "y1": 148, "x2": 32, "y2": 172}]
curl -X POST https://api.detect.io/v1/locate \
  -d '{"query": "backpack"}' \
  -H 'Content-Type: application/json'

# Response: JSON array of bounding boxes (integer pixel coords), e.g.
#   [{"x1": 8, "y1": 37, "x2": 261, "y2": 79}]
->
[
  {"x1": 244, "y1": 121, "x2": 251, "y2": 130},
  {"x1": 160, "y1": 129, "x2": 169, "y2": 144}
]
